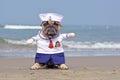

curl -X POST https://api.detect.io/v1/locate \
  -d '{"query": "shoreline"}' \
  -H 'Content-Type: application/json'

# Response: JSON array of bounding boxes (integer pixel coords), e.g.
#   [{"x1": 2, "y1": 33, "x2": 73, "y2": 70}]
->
[{"x1": 0, "y1": 56, "x2": 120, "y2": 80}]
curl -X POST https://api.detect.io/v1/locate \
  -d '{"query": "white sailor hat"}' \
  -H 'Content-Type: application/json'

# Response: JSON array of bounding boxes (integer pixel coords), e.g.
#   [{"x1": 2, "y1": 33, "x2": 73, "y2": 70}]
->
[{"x1": 39, "y1": 13, "x2": 64, "y2": 22}]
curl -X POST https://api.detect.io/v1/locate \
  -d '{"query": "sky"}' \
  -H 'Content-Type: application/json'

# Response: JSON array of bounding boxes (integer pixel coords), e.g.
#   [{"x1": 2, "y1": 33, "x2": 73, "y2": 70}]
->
[{"x1": 0, "y1": 0, "x2": 120, "y2": 26}]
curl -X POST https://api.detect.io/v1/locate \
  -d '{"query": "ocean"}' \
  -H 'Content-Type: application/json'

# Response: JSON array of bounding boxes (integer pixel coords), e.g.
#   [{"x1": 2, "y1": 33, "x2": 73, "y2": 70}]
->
[{"x1": 0, "y1": 24, "x2": 120, "y2": 57}]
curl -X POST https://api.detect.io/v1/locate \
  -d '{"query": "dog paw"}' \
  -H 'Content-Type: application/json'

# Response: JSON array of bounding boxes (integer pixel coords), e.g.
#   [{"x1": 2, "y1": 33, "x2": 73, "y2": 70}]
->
[
  {"x1": 59, "y1": 64, "x2": 69, "y2": 70},
  {"x1": 30, "y1": 63, "x2": 47, "y2": 70},
  {"x1": 30, "y1": 63, "x2": 41, "y2": 70}
]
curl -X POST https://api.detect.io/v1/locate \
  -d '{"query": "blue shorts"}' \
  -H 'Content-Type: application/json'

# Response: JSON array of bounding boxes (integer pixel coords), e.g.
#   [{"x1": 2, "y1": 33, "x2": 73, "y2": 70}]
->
[{"x1": 35, "y1": 52, "x2": 65, "y2": 65}]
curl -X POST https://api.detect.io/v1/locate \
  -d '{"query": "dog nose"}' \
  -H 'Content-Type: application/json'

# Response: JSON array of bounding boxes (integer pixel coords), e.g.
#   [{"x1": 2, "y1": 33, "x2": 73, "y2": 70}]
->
[{"x1": 48, "y1": 27, "x2": 56, "y2": 34}]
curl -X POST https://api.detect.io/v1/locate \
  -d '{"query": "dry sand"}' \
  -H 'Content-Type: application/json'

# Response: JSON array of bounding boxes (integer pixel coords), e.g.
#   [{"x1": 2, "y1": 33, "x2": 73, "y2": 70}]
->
[{"x1": 0, "y1": 56, "x2": 120, "y2": 80}]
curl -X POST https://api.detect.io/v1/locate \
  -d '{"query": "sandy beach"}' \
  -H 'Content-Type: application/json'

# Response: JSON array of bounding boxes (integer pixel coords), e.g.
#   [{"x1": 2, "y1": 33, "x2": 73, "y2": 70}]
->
[{"x1": 0, "y1": 56, "x2": 120, "y2": 80}]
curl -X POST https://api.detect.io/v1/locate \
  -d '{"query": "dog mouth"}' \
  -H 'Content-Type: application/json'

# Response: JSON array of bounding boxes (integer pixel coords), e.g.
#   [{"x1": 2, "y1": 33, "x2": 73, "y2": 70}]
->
[{"x1": 44, "y1": 26, "x2": 58, "y2": 39}]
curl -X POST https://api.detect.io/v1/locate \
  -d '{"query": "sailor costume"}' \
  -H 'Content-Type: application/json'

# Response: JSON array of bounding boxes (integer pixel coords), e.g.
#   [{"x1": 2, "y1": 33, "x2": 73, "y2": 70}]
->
[
  {"x1": 31, "y1": 32, "x2": 69, "y2": 65},
  {"x1": 26, "y1": 13, "x2": 74, "y2": 67}
]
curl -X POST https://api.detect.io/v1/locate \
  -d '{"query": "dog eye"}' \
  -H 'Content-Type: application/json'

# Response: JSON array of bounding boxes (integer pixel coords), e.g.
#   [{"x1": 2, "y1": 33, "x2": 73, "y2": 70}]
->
[
  {"x1": 54, "y1": 23, "x2": 59, "y2": 26},
  {"x1": 54, "y1": 22, "x2": 60, "y2": 26},
  {"x1": 42, "y1": 21, "x2": 48, "y2": 26}
]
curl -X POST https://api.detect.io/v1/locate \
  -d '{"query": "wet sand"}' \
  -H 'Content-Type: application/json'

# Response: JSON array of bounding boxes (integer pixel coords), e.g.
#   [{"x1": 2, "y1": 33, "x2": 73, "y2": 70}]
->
[{"x1": 0, "y1": 56, "x2": 120, "y2": 80}]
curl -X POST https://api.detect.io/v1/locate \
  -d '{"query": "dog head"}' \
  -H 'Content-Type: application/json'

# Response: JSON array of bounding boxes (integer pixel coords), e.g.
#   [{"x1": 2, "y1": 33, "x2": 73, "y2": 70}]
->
[
  {"x1": 39, "y1": 13, "x2": 63, "y2": 39},
  {"x1": 41, "y1": 21, "x2": 61, "y2": 39}
]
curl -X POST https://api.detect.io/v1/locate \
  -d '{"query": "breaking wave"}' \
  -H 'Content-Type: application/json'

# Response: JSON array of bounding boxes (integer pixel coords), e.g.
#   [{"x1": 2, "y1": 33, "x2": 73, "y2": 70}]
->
[
  {"x1": 1, "y1": 38, "x2": 120, "y2": 50},
  {"x1": 4, "y1": 39, "x2": 27, "y2": 45},
  {"x1": 4, "y1": 25, "x2": 42, "y2": 29},
  {"x1": 63, "y1": 41, "x2": 120, "y2": 49}
]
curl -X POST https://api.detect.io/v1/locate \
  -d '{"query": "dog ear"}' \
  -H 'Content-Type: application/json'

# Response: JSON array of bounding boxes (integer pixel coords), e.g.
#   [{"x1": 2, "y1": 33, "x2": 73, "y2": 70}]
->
[{"x1": 40, "y1": 21, "x2": 44, "y2": 26}]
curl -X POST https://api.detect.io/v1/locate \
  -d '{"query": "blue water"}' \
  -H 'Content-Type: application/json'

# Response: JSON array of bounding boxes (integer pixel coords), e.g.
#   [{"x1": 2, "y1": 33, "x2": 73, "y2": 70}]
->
[{"x1": 0, "y1": 25, "x2": 120, "y2": 57}]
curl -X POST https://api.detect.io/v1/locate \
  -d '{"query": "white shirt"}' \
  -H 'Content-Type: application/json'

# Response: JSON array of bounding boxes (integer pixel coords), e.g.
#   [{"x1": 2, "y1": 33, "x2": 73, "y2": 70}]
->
[{"x1": 32, "y1": 32, "x2": 69, "y2": 54}]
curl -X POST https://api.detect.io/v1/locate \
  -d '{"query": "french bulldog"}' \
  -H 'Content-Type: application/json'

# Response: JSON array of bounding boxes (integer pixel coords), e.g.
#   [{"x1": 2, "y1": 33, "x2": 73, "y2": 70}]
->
[{"x1": 26, "y1": 13, "x2": 75, "y2": 70}]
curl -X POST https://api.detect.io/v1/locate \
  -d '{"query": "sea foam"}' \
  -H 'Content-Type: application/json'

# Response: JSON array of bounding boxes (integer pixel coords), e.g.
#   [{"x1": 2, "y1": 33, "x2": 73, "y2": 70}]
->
[{"x1": 4, "y1": 25, "x2": 42, "y2": 29}]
